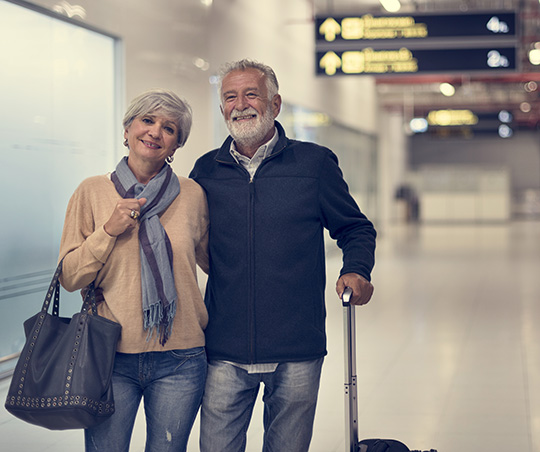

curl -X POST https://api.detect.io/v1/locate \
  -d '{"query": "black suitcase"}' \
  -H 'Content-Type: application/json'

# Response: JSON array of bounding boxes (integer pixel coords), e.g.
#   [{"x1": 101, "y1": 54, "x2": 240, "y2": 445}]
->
[{"x1": 341, "y1": 288, "x2": 437, "y2": 452}]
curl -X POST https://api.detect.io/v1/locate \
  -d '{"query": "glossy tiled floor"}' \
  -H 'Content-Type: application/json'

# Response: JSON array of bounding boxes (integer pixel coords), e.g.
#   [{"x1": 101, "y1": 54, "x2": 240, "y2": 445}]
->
[{"x1": 2, "y1": 221, "x2": 540, "y2": 452}]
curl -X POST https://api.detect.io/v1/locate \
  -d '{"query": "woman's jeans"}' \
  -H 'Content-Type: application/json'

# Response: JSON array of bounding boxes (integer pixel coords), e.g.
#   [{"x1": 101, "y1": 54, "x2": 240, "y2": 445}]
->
[
  {"x1": 200, "y1": 358, "x2": 324, "y2": 452},
  {"x1": 85, "y1": 347, "x2": 207, "y2": 452}
]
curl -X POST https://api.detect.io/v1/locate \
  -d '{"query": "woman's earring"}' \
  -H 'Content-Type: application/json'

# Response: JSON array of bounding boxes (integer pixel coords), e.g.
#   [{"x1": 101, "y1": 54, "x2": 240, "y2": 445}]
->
[
  {"x1": 123, "y1": 139, "x2": 128, "y2": 147},
  {"x1": 166, "y1": 155, "x2": 174, "y2": 163}
]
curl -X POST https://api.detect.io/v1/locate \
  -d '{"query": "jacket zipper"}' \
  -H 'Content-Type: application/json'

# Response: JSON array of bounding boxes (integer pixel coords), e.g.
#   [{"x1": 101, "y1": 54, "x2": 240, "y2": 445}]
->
[
  {"x1": 224, "y1": 161, "x2": 256, "y2": 363},
  {"x1": 248, "y1": 177, "x2": 255, "y2": 363},
  {"x1": 216, "y1": 141, "x2": 287, "y2": 363}
]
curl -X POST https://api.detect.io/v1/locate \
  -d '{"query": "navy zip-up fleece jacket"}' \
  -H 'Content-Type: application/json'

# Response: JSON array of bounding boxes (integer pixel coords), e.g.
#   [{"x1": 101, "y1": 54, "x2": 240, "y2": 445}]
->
[{"x1": 190, "y1": 121, "x2": 376, "y2": 364}]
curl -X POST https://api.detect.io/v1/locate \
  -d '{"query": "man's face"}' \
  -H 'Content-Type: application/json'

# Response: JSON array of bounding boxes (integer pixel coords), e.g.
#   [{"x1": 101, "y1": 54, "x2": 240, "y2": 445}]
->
[{"x1": 220, "y1": 68, "x2": 281, "y2": 149}]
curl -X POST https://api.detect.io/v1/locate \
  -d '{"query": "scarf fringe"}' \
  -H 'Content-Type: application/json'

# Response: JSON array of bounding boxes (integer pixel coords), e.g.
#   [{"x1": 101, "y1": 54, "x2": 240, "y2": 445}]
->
[{"x1": 144, "y1": 300, "x2": 177, "y2": 345}]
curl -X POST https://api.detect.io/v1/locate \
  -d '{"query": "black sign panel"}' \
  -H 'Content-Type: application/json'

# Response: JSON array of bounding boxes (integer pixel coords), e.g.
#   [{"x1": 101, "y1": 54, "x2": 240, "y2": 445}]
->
[
  {"x1": 315, "y1": 12, "x2": 517, "y2": 43},
  {"x1": 316, "y1": 47, "x2": 516, "y2": 76}
]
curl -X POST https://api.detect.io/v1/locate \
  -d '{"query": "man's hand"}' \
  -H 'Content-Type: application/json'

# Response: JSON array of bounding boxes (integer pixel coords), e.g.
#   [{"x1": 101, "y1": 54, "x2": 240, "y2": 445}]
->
[{"x1": 336, "y1": 273, "x2": 374, "y2": 306}]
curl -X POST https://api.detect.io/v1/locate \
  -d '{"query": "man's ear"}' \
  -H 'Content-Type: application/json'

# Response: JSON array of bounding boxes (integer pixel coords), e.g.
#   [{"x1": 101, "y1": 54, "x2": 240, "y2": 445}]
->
[{"x1": 272, "y1": 94, "x2": 282, "y2": 118}]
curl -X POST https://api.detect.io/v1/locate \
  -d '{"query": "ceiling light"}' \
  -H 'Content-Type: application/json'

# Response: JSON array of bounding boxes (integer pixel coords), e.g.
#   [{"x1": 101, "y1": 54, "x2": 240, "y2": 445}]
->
[
  {"x1": 520, "y1": 102, "x2": 532, "y2": 113},
  {"x1": 525, "y1": 81, "x2": 538, "y2": 92},
  {"x1": 410, "y1": 118, "x2": 428, "y2": 133},
  {"x1": 529, "y1": 48, "x2": 540, "y2": 65},
  {"x1": 379, "y1": 0, "x2": 401, "y2": 13},
  {"x1": 439, "y1": 83, "x2": 455, "y2": 97},
  {"x1": 498, "y1": 110, "x2": 512, "y2": 123},
  {"x1": 498, "y1": 124, "x2": 513, "y2": 138},
  {"x1": 193, "y1": 57, "x2": 209, "y2": 71}
]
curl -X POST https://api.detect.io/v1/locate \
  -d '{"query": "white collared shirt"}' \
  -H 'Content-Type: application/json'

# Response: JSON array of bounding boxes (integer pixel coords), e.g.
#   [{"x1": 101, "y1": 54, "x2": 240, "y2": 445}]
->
[{"x1": 229, "y1": 128, "x2": 279, "y2": 179}]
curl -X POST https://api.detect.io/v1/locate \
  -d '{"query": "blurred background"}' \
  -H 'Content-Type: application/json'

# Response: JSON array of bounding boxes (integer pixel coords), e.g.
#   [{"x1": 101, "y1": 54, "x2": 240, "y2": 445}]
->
[{"x1": 1, "y1": 1, "x2": 540, "y2": 451}]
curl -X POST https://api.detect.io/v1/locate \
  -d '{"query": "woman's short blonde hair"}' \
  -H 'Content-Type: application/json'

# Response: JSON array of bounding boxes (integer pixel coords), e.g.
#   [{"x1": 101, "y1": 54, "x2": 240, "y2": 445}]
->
[{"x1": 122, "y1": 89, "x2": 193, "y2": 148}]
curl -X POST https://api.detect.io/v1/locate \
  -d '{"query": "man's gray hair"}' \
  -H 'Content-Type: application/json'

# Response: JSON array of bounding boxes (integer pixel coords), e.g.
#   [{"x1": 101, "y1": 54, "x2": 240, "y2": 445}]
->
[
  {"x1": 122, "y1": 89, "x2": 192, "y2": 148},
  {"x1": 217, "y1": 59, "x2": 279, "y2": 100}
]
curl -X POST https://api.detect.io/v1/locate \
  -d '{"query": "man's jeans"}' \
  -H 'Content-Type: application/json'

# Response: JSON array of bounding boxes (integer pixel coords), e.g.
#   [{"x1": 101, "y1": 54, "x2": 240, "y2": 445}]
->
[
  {"x1": 200, "y1": 358, "x2": 324, "y2": 452},
  {"x1": 85, "y1": 348, "x2": 207, "y2": 452}
]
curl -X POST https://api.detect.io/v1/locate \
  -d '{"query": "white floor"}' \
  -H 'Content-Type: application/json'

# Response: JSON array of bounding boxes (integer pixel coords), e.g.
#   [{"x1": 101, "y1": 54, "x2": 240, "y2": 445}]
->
[{"x1": 2, "y1": 220, "x2": 540, "y2": 452}]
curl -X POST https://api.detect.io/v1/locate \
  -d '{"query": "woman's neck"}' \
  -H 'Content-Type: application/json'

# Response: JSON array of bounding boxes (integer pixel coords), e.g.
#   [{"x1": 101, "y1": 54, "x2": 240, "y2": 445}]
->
[{"x1": 127, "y1": 157, "x2": 164, "y2": 184}]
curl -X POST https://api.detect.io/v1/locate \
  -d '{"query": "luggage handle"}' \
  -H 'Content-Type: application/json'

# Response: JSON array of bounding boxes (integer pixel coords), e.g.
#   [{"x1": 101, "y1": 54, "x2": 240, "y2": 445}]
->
[{"x1": 342, "y1": 286, "x2": 359, "y2": 452}]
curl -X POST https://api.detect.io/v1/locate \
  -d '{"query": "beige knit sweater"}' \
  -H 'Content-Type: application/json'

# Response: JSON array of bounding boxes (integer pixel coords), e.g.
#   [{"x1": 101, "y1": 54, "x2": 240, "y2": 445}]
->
[{"x1": 58, "y1": 173, "x2": 209, "y2": 353}]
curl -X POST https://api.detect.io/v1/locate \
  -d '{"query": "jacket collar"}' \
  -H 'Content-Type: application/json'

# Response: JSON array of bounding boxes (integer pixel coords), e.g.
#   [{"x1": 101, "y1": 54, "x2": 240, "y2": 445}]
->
[{"x1": 215, "y1": 121, "x2": 288, "y2": 164}]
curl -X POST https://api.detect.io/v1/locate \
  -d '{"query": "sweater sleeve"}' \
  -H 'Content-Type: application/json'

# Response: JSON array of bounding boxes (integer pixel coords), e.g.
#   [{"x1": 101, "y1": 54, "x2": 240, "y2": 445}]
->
[
  {"x1": 318, "y1": 150, "x2": 376, "y2": 281},
  {"x1": 194, "y1": 183, "x2": 210, "y2": 275},
  {"x1": 58, "y1": 178, "x2": 117, "y2": 291}
]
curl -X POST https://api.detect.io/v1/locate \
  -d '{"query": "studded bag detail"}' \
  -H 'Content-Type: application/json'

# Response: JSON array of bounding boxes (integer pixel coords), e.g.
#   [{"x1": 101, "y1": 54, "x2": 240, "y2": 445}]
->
[{"x1": 4, "y1": 259, "x2": 121, "y2": 430}]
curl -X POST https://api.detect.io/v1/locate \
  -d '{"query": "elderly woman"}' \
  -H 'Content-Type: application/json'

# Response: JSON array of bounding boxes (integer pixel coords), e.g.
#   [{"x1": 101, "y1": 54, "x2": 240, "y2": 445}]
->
[{"x1": 58, "y1": 89, "x2": 209, "y2": 452}]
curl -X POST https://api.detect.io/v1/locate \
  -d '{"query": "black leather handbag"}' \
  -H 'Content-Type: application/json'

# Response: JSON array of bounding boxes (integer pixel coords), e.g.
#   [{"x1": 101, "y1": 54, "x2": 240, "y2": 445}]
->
[{"x1": 4, "y1": 260, "x2": 122, "y2": 430}]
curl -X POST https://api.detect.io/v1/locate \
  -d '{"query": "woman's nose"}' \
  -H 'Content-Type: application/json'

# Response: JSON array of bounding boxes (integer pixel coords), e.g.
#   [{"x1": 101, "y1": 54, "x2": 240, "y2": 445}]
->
[{"x1": 148, "y1": 123, "x2": 161, "y2": 138}]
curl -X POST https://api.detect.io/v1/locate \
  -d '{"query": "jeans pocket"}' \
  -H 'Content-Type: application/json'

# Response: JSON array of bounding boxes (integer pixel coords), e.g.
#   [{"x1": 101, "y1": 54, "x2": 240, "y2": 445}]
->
[{"x1": 169, "y1": 347, "x2": 206, "y2": 371}]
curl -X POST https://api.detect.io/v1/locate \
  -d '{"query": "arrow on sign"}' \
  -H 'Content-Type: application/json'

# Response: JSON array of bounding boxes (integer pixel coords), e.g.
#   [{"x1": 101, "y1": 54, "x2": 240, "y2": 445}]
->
[
  {"x1": 319, "y1": 17, "x2": 341, "y2": 41},
  {"x1": 319, "y1": 51, "x2": 341, "y2": 75}
]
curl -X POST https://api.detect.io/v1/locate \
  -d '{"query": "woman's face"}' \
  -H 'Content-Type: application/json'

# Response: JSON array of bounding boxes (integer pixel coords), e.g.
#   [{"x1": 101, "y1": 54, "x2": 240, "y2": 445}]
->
[{"x1": 124, "y1": 112, "x2": 179, "y2": 166}]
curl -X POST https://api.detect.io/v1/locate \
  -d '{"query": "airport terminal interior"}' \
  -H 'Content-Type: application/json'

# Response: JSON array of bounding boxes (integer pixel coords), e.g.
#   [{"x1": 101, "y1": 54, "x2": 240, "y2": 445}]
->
[{"x1": 2, "y1": 0, "x2": 540, "y2": 451}]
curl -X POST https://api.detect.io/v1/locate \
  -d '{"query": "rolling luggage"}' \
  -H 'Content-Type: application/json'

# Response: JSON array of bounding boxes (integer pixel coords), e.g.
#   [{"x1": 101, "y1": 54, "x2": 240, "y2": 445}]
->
[{"x1": 341, "y1": 287, "x2": 437, "y2": 452}]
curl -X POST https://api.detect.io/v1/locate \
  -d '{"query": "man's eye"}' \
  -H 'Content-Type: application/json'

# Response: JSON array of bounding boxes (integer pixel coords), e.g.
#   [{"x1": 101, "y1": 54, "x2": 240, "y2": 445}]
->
[{"x1": 246, "y1": 93, "x2": 257, "y2": 98}]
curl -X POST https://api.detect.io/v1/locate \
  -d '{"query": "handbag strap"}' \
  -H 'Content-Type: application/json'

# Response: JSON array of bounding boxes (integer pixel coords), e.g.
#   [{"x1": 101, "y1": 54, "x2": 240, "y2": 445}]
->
[
  {"x1": 42, "y1": 258, "x2": 99, "y2": 317},
  {"x1": 82, "y1": 282, "x2": 99, "y2": 316},
  {"x1": 41, "y1": 260, "x2": 63, "y2": 315}
]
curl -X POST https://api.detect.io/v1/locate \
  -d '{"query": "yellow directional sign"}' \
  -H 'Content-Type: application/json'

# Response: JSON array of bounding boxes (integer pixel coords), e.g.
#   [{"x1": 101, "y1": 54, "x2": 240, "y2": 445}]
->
[
  {"x1": 316, "y1": 12, "x2": 516, "y2": 42},
  {"x1": 319, "y1": 51, "x2": 342, "y2": 75},
  {"x1": 315, "y1": 12, "x2": 519, "y2": 76},
  {"x1": 318, "y1": 17, "x2": 341, "y2": 42},
  {"x1": 316, "y1": 46, "x2": 515, "y2": 76}
]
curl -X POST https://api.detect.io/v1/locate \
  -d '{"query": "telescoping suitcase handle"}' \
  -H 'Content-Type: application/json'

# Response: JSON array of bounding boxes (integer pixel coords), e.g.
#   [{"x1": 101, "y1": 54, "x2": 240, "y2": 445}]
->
[
  {"x1": 342, "y1": 289, "x2": 435, "y2": 452},
  {"x1": 342, "y1": 287, "x2": 359, "y2": 452}
]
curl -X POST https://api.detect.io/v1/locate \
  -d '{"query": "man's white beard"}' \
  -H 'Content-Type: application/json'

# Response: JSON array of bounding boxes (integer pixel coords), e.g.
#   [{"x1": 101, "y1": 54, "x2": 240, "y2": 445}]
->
[{"x1": 226, "y1": 106, "x2": 275, "y2": 149}]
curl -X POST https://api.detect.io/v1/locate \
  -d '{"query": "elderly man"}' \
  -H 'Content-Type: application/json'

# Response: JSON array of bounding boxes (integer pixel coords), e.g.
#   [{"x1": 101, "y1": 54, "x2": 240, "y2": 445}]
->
[{"x1": 190, "y1": 59, "x2": 376, "y2": 452}]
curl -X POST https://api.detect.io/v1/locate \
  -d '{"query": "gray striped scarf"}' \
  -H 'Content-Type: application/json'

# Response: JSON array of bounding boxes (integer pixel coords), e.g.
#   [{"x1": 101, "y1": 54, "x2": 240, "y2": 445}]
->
[{"x1": 111, "y1": 157, "x2": 180, "y2": 345}]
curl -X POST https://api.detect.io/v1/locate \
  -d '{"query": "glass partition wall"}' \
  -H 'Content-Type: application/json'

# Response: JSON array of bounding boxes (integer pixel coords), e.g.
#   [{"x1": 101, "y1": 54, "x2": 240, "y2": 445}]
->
[{"x1": 0, "y1": 0, "x2": 122, "y2": 377}]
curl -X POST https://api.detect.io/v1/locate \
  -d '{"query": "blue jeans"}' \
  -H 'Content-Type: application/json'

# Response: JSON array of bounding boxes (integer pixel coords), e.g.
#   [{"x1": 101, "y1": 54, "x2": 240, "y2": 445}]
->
[
  {"x1": 85, "y1": 348, "x2": 207, "y2": 452},
  {"x1": 200, "y1": 358, "x2": 324, "y2": 452}
]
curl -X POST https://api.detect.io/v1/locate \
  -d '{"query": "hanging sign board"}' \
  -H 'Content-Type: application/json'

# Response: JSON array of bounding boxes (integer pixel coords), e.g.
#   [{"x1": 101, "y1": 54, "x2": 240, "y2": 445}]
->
[
  {"x1": 315, "y1": 11, "x2": 518, "y2": 75},
  {"x1": 315, "y1": 12, "x2": 517, "y2": 42},
  {"x1": 316, "y1": 46, "x2": 516, "y2": 76}
]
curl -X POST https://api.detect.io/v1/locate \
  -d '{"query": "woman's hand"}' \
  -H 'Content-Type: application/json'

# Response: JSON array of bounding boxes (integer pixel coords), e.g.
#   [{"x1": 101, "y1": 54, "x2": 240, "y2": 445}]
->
[{"x1": 104, "y1": 198, "x2": 147, "y2": 237}]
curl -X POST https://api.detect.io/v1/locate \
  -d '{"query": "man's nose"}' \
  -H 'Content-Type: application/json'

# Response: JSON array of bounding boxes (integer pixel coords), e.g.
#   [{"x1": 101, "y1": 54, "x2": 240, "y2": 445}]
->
[{"x1": 236, "y1": 95, "x2": 249, "y2": 111}]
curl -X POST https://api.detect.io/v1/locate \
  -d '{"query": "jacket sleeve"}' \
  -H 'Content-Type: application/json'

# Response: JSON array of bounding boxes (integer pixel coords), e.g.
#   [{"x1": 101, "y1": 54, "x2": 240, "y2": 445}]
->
[{"x1": 318, "y1": 149, "x2": 376, "y2": 281}]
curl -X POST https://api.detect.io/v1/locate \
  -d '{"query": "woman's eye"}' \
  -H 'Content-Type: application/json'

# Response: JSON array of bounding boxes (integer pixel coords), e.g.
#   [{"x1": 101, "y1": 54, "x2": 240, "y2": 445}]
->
[
  {"x1": 142, "y1": 117, "x2": 153, "y2": 124},
  {"x1": 164, "y1": 127, "x2": 175, "y2": 134}
]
